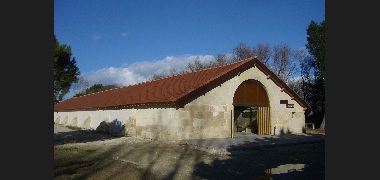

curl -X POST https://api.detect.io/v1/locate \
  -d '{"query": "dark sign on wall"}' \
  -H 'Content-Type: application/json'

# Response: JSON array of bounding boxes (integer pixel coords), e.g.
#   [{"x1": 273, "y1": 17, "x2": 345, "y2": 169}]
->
[
  {"x1": 287, "y1": 104, "x2": 294, "y2": 108},
  {"x1": 280, "y1": 100, "x2": 288, "y2": 104}
]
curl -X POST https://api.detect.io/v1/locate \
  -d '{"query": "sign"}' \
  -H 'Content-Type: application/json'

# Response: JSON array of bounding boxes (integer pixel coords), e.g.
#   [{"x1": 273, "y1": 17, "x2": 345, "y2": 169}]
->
[
  {"x1": 280, "y1": 100, "x2": 288, "y2": 104},
  {"x1": 287, "y1": 104, "x2": 294, "y2": 108}
]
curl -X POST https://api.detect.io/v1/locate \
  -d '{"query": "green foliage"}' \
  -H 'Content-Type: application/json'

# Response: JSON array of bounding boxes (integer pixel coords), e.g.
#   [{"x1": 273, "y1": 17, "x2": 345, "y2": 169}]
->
[
  {"x1": 66, "y1": 125, "x2": 83, "y2": 130},
  {"x1": 54, "y1": 34, "x2": 80, "y2": 103},
  {"x1": 305, "y1": 20, "x2": 325, "y2": 115},
  {"x1": 306, "y1": 20, "x2": 325, "y2": 79},
  {"x1": 74, "y1": 84, "x2": 119, "y2": 97},
  {"x1": 87, "y1": 84, "x2": 105, "y2": 94}
]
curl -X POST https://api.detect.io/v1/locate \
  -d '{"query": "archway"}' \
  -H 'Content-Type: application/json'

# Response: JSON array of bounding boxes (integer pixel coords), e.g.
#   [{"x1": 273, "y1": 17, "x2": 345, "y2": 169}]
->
[{"x1": 233, "y1": 79, "x2": 271, "y2": 135}]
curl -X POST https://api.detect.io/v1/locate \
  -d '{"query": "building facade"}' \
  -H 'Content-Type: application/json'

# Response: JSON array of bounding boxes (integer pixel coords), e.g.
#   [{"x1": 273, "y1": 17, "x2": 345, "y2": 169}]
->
[{"x1": 54, "y1": 57, "x2": 310, "y2": 141}]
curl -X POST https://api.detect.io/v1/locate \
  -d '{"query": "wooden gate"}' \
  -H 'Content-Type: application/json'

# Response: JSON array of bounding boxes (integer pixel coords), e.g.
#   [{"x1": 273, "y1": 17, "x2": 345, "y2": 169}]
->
[
  {"x1": 257, "y1": 107, "x2": 271, "y2": 135},
  {"x1": 233, "y1": 80, "x2": 271, "y2": 136}
]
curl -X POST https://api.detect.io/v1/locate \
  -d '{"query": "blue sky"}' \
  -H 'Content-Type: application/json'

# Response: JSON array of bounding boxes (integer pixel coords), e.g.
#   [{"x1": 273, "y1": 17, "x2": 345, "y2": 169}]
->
[{"x1": 54, "y1": 0, "x2": 325, "y2": 99}]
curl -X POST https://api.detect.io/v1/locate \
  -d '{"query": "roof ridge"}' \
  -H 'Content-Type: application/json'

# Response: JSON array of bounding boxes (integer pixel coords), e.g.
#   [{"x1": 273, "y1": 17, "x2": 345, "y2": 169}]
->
[
  {"x1": 169, "y1": 57, "x2": 255, "y2": 102},
  {"x1": 115, "y1": 57, "x2": 244, "y2": 87},
  {"x1": 54, "y1": 57, "x2": 261, "y2": 110},
  {"x1": 148, "y1": 57, "x2": 254, "y2": 81},
  {"x1": 60, "y1": 57, "x2": 256, "y2": 102}
]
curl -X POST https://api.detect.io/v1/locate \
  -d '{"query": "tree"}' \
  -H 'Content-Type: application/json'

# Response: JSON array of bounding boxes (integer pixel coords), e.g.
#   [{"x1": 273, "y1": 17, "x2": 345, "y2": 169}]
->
[
  {"x1": 149, "y1": 54, "x2": 232, "y2": 81},
  {"x1": 149, "y1": 73, "x2": 167, "y2": 81},
  {"x1": 74, "y1": 84, "x2": 119, "y2": 97},
  {"x1": 54, "y1": 34, "x2": 80, "y2": 103},
  {"x1": 187, "y1": 56, "x2": 208, "y2": 72},
  {"x1": 232, "y1": 42, "x2": 297, "y2": 83},
  {"x1": 294, "y1": 49, "x2": 314, "y2": 100},
  {"x1": 287, "y1": 77, "x2": 304, "y2": 100},
  {"x1": 232, "y1": 43, "x2": 253, "y2": 62},
  {"x1": 214, "y1": 54, "x2": 229, "y2": 66},
  {"x1": 303, "y1": 20, "x2": 325, "y2": 128},
  {"x1": 148, "y1": 42, "x2": 299, "y2": 89},
  {"x1": 306, "y1": 20, "x2": 325, "y2": 112},
  {"x1": 272, "y1": 44, "x2": 297, "y2": 82},
  {"x1": 252, "y1": 43, "x2": 272, "y2": 66},
  {"x1": 71, "y1": 75, "x2": 90, "y2": 95},
  {"x1": 306, "y1": 20, "x2": 325, "y2": 79}
]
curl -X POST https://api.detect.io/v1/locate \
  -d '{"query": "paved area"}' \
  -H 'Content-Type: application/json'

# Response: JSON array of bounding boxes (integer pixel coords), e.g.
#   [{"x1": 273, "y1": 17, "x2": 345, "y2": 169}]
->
[
  {"x1": 179, "y1": 132, "x2": 325, "y2": 154},
  {"x1": 54, "y1": 124, "x2": 325, "y2": 179},
  {"x1": 54, "y1": 124, "x2": 74, "y2": 134},
  {"x1": 54, "y1": 124, "x2": 325, "y2": 154}
]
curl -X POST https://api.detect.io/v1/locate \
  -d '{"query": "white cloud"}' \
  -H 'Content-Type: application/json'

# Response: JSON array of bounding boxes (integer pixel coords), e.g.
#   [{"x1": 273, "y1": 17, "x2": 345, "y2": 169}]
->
[
  {"x1": 125, "y1": 54, "x2": 215, "y2": 77},
  {"x1": 62, "y1": 54, "x2": 215, "y2": 100},
  {"x1": 87, "y1": 67, "x2": 147, "y2": 87},
  {"x1": 121, "y1": 32, "x2": 129, "y2": 37},
  {"x1": 93, "y1": 34, "x2": 101, "y2": 40}
]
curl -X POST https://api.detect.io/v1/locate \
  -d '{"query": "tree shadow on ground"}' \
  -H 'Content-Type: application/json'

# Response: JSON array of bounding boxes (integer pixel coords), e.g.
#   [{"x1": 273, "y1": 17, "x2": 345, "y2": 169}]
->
[
  {"x1": 54, "y1": 137, "x2": 208, "y2": 179},
  {"x1": 54, "y1": 130, "x2": 122, "y2": 145},
  {"x1": 54, "y1": 128, "x2": 324, "y2": 179},
  {"x1": 192, "y1": 134, "x2": 325, "y2": 180}
]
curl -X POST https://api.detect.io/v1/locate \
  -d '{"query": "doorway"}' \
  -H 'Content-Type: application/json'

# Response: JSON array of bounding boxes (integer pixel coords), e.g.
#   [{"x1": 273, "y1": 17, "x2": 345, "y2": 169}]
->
[{"x1": 233, "y1": 80, "x2": 271, "y2": 135}]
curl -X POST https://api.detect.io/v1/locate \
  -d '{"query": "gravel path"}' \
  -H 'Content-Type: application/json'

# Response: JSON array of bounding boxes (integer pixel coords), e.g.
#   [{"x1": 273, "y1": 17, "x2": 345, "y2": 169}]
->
[
  {"x1": 54, "y1": 124, "x2": 325, "y2": 179},
  {"x1": 54, "y1": 124, "x2": 74, "y2": 133}
]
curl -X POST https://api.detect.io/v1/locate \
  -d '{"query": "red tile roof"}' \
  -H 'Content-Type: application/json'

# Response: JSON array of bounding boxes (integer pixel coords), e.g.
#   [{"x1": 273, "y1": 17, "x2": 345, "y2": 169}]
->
[{"x1": 54, "y1": 57, "x2": 310, "y2": 111}]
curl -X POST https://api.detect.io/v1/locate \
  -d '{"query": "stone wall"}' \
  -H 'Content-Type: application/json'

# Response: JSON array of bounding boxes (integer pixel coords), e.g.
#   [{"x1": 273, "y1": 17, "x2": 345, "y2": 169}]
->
[
  {"x1": 54, "y1": 65, "x2": 306, "y2": 140},
  {"x1": 175, "y1": 65, "x2": 306, "y2": 138}
]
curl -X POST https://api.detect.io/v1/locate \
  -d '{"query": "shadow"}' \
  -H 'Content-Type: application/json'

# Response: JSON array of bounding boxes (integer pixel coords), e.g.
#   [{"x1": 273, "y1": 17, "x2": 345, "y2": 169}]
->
[
  {"x1": 96, "y1": 119, "x2": 126, "y2": 135},
  {"x1": 54, "y1": 113, "x2": 208, "y2": 179},
  {"x1": 54, "y1": 130, "x2": 324, "y2": 179},
  {"x1": 54, "y1": 118, "x2": 324, "y2": 179},
  {"x1": 109, "y1": 118, "x2": 125, "y2": 134},
  {"x1": 54, "y1": 137, "x2": 208, "y2": 179},
  {"x1": 306, "y1": 111, "x2": 325, "y2": 129},
  {"x1": 278, "y1": 127, "x2": 291, "y2": 135},
  {"x1": 54, "y1": 129, "x2": 121, "y2": 145},
  {"x1": 191, "y1": 134, "x2": 325, "y2": 179}
]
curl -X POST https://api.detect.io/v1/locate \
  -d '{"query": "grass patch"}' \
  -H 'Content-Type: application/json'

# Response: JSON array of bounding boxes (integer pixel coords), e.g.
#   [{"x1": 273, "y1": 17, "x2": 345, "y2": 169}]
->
[
  {"x1": 81, "y1": 149, "x2": 96, "y2": 153},
  {"x1": 305, "y1": 128, "x2": 325, "y2": 134},
  {"x1": 66, "y1": 126, "x2": 83, "y2": 130},
  {"x1": 64, "y1": 147, "x2": 96, "y2": 154}
]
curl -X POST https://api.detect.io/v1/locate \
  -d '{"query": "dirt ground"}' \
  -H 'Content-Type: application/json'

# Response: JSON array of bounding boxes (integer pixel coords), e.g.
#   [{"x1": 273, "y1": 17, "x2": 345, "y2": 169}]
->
[{"x1": 54, "y1": 125, "x2": 325, "y2": 180}]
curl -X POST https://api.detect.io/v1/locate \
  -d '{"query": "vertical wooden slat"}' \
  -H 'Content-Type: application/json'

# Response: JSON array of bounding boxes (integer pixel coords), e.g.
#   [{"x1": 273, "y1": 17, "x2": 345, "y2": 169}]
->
[
  {"x1": 265, "y1": 107, "x2": 268, "y2": 134},
  {"x1": 263, "y1": 107, "x2": 266, "y2": 134},
  {"x1": 231, "y1": 110, "x2": 234, "y2": 138},
  {"x1": 263, "y1": 108, "x2": 268, "y2": 134},
  {"x1": 266, "y1": 107, "x2": 268, "y2": 134},
  {"x1": 260, "y1": 107, "x2": 263, "y2": 135},
  {"x1": 263, "y1": 107, "x2": 265, "y2": 134},
  {"x1": 266, "y1": 108, "x2": 268, "y2": 134},
  {"x1": 258, "y1": 108, "x2": 261, "y2": 135},
  {"x1": 259, "y1": 108, "x2": 264, "y2": 135},
  {"x1": 268, "y1": 107, "x2": 271, "y2": 134},
  {"x1": 258, "y1": 107, "x2": 270, "y2": 135},
  {"x1": 268, "y1": 108, "x2": 270, "y2": 134}
]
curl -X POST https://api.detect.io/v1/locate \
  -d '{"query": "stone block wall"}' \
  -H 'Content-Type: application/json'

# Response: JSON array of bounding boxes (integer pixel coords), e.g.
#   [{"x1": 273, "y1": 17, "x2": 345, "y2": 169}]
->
[{"x1": 54, "y1": 65, "x2": 306, "y2": 140}]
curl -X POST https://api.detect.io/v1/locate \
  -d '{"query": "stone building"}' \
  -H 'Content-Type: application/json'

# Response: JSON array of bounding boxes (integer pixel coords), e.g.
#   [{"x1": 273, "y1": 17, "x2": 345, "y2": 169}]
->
[{"x1": 54, "y1": 57, "x2": 310, "y2": 141}]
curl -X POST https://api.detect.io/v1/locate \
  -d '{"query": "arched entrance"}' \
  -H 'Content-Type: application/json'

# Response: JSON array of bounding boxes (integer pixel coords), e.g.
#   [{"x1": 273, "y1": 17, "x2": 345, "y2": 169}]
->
[{"x1": 233, "y1": 79, "x2": 271, "y2": 135}]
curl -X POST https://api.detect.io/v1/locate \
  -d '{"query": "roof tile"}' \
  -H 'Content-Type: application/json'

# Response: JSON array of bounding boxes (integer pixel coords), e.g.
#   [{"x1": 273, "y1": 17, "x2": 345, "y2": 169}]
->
[{"x1": 54, "y1": 57, "x2": 310, "y2": 111}]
